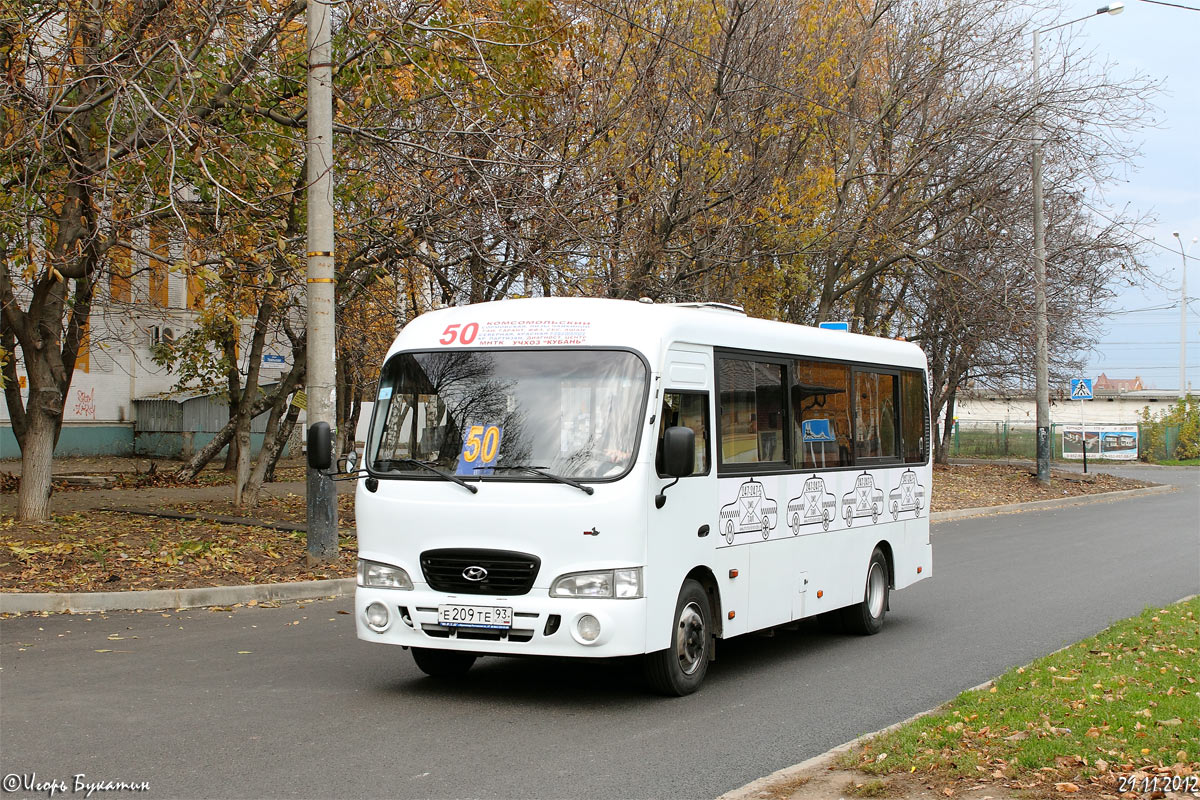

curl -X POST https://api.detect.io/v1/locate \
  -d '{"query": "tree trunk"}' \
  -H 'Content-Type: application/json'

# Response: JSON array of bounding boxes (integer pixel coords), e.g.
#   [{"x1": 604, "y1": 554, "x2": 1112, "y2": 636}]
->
[
  {"x1": 935, "y1": 393, "x2": 956, "y2": 465},
  {"x1": 232, "y1": 411, "x2": 253, "y2": 508},
  {"x1": 244, "y1": 397, "x2": 290, "y2": 507},
  {"x1": 174, "y1": 393, "x2": 272, "y2": 480},
  {"x1": 263, "y1": 402, "x2": 301, "y2": 484},
  {"x1": 16, "y1": 404, "x2": 59, "y2": 521}
]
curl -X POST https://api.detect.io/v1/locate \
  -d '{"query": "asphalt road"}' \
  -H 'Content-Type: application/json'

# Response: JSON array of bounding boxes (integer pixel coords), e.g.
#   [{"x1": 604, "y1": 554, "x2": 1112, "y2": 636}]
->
[{"x1": 2, "y1": 465, "x2": 1197, "y2": 800}]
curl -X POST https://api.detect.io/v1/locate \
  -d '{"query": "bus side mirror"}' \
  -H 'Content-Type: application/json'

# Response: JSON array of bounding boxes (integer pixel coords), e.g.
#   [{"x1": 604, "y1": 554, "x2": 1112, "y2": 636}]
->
[
  {"x1": 307, "y1": 422, "x2": 332, "y2": 470},
  {"x1": 661, "y1": 426, "x2": 696, "y2": 478},
  {"x1": 656, "y1": 426, "x2": 695, "y2": 510}
]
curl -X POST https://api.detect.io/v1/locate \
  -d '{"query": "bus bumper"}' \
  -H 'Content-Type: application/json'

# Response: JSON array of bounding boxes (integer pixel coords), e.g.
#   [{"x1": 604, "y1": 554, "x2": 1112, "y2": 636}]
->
[{"x1": 354, "y1": 587, "x2": 650, "y2": 658}]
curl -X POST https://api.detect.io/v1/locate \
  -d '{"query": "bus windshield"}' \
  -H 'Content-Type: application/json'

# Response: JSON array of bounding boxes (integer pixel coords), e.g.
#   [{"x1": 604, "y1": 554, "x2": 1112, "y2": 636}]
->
[{"x1": 367, "y1": 349, "x2": 648, "y2": 481}]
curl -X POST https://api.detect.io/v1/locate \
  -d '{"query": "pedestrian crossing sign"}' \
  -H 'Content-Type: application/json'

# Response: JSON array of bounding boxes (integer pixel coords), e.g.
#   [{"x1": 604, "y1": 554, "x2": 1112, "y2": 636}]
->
[{"x1": 1070, "y1": 378, "x2": 1093, "y2": 400}]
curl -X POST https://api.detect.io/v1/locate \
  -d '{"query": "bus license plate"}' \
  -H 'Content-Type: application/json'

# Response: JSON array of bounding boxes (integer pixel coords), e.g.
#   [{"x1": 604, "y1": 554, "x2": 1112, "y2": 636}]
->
[{"x1": 437, "y1": 604, "x2": 513, "y2": 629}]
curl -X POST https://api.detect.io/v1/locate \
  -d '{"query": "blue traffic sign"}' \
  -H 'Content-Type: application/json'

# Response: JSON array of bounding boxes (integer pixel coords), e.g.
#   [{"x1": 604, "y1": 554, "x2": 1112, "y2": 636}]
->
[
  {"x1": 801, "y1": 419, "x2": 835, "y2": 442},
  {"x1": 1070, "y1": 378, "x2": 1093, "y2": 400}
]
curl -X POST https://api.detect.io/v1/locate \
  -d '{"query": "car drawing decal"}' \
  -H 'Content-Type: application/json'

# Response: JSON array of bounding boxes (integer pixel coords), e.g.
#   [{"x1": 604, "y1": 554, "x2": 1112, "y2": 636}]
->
[
  {"x1": 888, "y1": 468, "x2": 925, "y2": 520},
  {"x1": 840, "y1": 472, "x2": 883, "y2": 527},
  {"x1": 718, "y1": 478, "x2": 779, "y2": 544},
  {"x1": 786, "y1": 475, "x2": 836, "y2": 534}
]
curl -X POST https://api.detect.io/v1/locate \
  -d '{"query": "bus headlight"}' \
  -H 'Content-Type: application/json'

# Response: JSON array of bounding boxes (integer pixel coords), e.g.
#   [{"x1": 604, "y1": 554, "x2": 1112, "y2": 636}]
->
[
  {"x1": 550, "y1": 568, "x2": 642, "y2": 599},
  {"x1": 357, "y1": 560, "x2": 414, "y2": 590}
]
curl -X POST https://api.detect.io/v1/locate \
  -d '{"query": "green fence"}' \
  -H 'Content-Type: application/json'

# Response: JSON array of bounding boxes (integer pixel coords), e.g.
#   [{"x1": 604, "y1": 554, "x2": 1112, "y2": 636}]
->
[{"x1": 945, "y1": 421, "x2": 1184, "y2": 461}]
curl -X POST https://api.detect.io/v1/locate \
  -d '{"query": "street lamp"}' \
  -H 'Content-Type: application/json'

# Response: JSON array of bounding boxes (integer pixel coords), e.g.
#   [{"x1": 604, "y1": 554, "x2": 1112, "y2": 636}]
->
[
  {"x1": 1031, "y1": 2, "x2": 1124, "y2": 485},
  {"x1": 1173, "y1": 232, "x2": 1197, "y2": 398}
]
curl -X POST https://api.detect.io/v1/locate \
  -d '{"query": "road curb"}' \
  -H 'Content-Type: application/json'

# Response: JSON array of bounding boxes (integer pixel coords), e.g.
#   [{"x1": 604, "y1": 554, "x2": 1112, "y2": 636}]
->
[
  {"x1": 928, "y1": 483, "x2": 1175, "y2": 522},
  {"x1": 0, "y1": 577, "x2": 355, "y2": 615}
]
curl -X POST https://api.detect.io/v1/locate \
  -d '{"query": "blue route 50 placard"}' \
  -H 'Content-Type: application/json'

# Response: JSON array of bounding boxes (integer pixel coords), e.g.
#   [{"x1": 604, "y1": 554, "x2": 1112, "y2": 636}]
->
[{"x1": 456, "y1": 423, "x2": 504, "y2": 475}]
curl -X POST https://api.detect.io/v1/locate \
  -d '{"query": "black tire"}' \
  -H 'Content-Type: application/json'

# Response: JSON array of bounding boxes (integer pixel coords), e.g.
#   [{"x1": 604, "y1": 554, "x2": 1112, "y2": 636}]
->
[
  {"x1": 411, "y1": 647, "x2": 476, "y2": 677},
  {"x1": 645, "y1": 579, "x2": 711, "y2": 696},
  {"x1": 840, "y1": 547, "x2": 889, "y2": 635}
]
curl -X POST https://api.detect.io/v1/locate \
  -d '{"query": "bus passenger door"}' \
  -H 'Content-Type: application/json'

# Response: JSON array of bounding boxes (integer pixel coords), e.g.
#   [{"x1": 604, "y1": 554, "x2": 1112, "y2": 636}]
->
[{"x1": 646, "y1": 347, "x2": 746, "y2": 646}]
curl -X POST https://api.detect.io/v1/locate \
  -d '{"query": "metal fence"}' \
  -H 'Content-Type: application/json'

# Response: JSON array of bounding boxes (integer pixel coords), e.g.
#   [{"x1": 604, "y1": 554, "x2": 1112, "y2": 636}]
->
[{"x1": 944, "y1": 420, "x2": 1185, "y2": 461}]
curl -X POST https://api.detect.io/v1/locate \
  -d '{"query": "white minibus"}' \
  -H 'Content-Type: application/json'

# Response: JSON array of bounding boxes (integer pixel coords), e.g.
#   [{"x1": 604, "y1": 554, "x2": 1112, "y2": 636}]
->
[{"x1": 354, "y1": 297, "x2": 932, "y2": 694}]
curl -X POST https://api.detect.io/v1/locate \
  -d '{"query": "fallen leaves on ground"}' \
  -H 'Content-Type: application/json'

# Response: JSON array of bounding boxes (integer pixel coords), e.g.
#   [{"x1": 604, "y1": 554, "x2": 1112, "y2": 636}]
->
[
  {"x1": 931, "y1": 463, "x2": 1150, "y2": 512},
  {"x1": 0, "y1": 512, "x2": 355, "y2": 593},
  {"x1": 162, "y1": 492, "x2": 355, "y2": 527}
]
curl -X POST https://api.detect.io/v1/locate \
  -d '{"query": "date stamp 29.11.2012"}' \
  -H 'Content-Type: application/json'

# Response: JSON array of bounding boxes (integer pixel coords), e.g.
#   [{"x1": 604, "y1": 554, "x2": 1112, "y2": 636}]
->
[{"x1": 1115, "y1": 773, "x2": 1199, "y2": 795}]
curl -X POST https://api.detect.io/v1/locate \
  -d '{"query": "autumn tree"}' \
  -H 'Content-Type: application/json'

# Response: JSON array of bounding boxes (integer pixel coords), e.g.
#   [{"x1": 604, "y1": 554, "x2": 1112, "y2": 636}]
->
[{"x1": 0, "y1": 0, "x2": 308, "y2": 520}]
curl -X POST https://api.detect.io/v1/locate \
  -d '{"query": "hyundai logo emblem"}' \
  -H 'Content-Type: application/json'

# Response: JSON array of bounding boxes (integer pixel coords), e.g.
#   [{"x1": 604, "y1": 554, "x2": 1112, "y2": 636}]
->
[{"x1": 462, "y1": 566, "x2": 488, "y2": 582}]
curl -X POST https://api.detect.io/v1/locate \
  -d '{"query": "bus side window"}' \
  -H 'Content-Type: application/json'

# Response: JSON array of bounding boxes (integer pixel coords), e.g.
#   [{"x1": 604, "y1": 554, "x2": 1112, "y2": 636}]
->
[{"x1": 657, "y1": 392, "x2": 709, "y2": 476}]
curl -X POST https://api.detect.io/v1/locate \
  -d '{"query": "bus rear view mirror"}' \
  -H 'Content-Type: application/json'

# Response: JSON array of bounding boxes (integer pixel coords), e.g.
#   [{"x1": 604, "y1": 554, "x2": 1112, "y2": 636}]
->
[
  {"x1": 307, "y1": 421, "x2": 332, "y2": 470},
  {"x1": 661, "y1": 426, "x2": 695, "y2": 478}
]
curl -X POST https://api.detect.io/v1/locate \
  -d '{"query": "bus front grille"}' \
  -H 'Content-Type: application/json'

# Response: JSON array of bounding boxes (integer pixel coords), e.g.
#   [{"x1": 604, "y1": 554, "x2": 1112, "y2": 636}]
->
[{"x1": 420, "y1": 548, "x2": 541, "y2": 596}]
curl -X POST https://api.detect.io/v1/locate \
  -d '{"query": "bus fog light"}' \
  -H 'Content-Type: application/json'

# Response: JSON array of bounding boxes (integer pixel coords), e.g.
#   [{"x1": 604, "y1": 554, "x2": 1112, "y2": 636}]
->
[
  {"x1": 364, "y1": 602, "x2": 391, "y2": 632},
  {"x1": 577, "y1": 614, "x2": 601, "y2": 642}
]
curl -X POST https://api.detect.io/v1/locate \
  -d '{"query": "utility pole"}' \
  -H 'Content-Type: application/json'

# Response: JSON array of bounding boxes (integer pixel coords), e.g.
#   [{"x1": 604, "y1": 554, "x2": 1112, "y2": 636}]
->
[
  {"x1": 1030, "y1": 3, "x2": 1124, "y2": 486},
  {"x1": 1032, "y1": 27, "x2": 1051, "y2": 486},
  {"x1": 1174, "y1": 232, "x2": 1196, "y2": 398},
  {"x1": 306, "y1": 0, "x2": 338, "y2": 561}
]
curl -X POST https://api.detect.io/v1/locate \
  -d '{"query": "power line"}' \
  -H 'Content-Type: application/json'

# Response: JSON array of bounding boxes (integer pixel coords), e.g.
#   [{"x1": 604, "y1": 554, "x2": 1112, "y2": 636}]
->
[
  {"x1": 1103, "y1": 303, "x2": 1181, "y2": 314},
  {"x1": 1086, "y1": 364, "x2": 1200, "y2": 370},
  {"x1": 1137, "y1": 0, "x2": 1200, "y2": 11},
  {"x1": 1072, "y1": 195, "x2": 1200, "y2": 263}
]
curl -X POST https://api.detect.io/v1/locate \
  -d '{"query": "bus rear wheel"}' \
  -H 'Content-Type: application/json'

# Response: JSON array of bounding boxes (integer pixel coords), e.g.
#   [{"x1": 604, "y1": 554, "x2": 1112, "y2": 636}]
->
[
  {"x1": 841, "y1": 547, "x2": 889, "y2": 635},
  {"x1": 645, "y1": 579, "x2": 711, "y2": 696},
  {"x1": 411, "y1": 647, "x2": 476, "y2": 677}
]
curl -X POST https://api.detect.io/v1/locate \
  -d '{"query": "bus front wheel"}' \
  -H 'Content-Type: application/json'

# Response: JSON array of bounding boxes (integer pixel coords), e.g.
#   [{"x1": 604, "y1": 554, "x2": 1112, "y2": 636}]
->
[
  {"x1": 645, "y1": 579, "x2": 711, "y2": 696},
  {"x1": 412, "y1": 647, "x2": 476, "y2": 678},
  {"x1": 841, "y1": 547, "x2": 889, "y2": 636}
]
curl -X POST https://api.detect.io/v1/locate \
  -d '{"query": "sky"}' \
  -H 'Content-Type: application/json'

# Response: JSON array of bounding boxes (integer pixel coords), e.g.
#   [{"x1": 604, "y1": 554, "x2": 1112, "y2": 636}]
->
[{"x1": 1069, "y1": 0, "x2": 1200, "y2": 392}]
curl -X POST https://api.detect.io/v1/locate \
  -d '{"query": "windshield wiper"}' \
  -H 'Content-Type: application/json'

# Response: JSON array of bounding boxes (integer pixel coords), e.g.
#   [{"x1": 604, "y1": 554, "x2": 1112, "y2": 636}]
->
[
  {"x1": 374, "y1": 458, "x2": 478, "y2": 494},
  {"x1": 488, "y1": 465, "x2": 595, "y2": 495}
]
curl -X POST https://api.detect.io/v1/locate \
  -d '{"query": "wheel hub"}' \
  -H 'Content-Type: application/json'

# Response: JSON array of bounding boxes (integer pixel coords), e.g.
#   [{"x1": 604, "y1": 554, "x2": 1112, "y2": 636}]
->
[
  {"x1": 867, "y1": 562, "x2": 886, "y2": 618},
  {"x1": 676, "y1": 602, "x2": 706, "y2": 675}
]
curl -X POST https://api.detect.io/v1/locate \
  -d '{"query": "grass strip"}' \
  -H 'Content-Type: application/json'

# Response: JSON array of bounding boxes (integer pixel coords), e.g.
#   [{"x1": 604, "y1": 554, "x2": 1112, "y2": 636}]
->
[{"x1": 843, "y1": 597, "x2": 1199, "y2": 795}]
